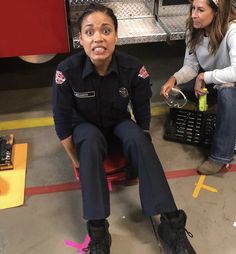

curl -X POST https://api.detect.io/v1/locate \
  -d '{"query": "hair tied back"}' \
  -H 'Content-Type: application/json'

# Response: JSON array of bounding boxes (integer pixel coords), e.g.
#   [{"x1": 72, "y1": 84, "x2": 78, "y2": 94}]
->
[{"x1": 211, "y1": 0, "x2": 219, "y2": 7}]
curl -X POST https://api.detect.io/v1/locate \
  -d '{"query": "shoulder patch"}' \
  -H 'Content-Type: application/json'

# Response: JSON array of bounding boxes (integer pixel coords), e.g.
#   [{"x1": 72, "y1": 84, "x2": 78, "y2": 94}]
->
[
  {"x1": 138, "y1": 66, "x2": 149, "y2": 79},
  {"x1": 55, "y1": 70, "x2": 66, "y2": 85}
]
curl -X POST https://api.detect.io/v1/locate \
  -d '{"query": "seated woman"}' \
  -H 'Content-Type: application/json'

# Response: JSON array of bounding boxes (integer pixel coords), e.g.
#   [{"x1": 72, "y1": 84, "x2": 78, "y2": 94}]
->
[
  {"x1": 161, "y1": 0, "x2": 236, "y2": 175},
  {"x1": 52, "y1": 3, "x2": 196, "y2": 254}
]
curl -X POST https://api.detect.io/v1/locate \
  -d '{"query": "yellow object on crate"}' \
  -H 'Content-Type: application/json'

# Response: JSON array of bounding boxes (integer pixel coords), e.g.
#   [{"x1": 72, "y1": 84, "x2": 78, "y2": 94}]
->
[{"x1": 199, "y1": 88, "x2": 208, "y2": 112}]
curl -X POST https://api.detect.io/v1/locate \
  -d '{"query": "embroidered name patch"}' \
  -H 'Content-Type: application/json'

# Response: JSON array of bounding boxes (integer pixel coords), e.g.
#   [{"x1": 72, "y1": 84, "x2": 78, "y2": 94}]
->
[
  {"x1": 138, "y1": 66, "x2": 149, "y2": 79},
  {"x1": 74, "y1": 91, "x2": 95, "y2": 98},
  {"x1": 55, "y1": 70, "x2": 66, "y2": 84}
]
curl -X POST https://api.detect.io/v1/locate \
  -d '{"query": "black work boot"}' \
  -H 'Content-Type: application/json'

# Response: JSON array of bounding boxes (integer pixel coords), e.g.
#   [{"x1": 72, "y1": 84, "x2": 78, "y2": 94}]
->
[
  {"x1": 158, "y1": 210, "x2": 196, "y2": 254},
  {"x1": 85, "y1": 220, "x2": 111, "y2": 254}
]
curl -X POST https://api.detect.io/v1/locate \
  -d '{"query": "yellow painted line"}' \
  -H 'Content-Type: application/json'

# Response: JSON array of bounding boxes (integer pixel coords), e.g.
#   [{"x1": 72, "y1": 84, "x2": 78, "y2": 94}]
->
[
  {"x1": 0, "y1": 117, "x2": 54, "y2": 131},
  {"x1": 128, "y1": 105, "x2": 168, "y2": 121},
  {"x1": 151, "y1": 106, "x2": 169, "y2": 116},
  {"x1": 192, "y1": 175, "x2": 218, "y2": 198},
  {"x1": 151, "y1": 104, "x2": 195, "y2": 116},
  {"x1": 0, "y1": 105, "x2": 169, "y2": 131}
]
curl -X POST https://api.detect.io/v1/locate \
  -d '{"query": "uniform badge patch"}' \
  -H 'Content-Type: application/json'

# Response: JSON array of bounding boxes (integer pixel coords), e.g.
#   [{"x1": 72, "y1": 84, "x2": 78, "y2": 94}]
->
[
  {"x1": 55, "y1": 70, "x2": 66, "y2": 84},
  {"x1": 138, "y1": 66, "x2": 149, "y2": 79},
  {"x1": 119, "y1": 87, "x2": 129, "y2": 98}
]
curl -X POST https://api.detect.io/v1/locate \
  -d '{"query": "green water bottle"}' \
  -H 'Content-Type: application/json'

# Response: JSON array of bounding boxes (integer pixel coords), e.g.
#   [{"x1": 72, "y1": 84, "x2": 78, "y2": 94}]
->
[{"x1": 199, "y1": 88, "x2": 208, "y2": 111}]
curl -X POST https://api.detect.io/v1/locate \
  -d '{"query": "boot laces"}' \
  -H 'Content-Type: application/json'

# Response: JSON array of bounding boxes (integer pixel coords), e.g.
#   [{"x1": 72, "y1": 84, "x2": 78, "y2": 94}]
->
[
  {"x1": 82, "y1": 239, "x2": 108, "y2": 253},
  {"x1": 173, "y1": 228, "x2": 193, "y2": 252},
  {"x1": 185, "y1": 228, "x2": 193, "y2": 238}
]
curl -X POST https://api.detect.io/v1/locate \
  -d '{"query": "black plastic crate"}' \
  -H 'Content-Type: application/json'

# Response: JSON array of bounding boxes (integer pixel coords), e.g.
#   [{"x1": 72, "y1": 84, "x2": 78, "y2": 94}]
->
[{"x1": 164, "y1": 108, "x2": 236, "y2": 153}]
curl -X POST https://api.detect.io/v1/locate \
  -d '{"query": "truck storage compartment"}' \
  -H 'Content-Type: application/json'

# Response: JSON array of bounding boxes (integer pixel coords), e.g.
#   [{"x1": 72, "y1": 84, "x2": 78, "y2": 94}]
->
[
  {"x1": 69, "y1": 0, "x2": 167, "y2": 47},
  {"x1": 158, "y1": 0, "x2": 189, "y2": 41}
]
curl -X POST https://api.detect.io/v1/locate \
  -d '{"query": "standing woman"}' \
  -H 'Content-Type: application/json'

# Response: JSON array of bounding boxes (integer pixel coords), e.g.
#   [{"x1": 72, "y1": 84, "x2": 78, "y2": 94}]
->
[
  {"x1": 161, "y1": 0, "x2": 236, "y2": 175},
  {"x1": 53, "y1": 3, "x2": 196, "y2": 254}
]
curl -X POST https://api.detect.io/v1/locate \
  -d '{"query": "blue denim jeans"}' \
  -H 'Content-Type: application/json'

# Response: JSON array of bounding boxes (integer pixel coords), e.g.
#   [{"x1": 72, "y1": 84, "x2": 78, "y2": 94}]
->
[{"x1": 179, "y1": 80, "x2": 236, "y2": 164}]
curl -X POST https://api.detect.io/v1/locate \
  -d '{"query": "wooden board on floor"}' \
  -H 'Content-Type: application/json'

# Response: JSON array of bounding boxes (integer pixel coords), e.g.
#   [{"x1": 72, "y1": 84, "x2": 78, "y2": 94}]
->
[{"x1": 0, "y1": 143, "x2": 28, "y2": 209}]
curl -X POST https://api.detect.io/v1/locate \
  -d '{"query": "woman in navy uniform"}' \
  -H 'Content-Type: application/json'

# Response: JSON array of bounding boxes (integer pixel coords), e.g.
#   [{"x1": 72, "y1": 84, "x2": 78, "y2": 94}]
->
[{"x1": 52, "y1": 3, "x2": 196, "y2": 254}]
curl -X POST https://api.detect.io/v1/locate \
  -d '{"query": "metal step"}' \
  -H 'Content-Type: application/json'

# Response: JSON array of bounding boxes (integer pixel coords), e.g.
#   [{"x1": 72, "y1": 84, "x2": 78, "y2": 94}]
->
[
  {"x1": 72, "y1": 17, "x2": 167, "y2": 47},
  {"x1": 70, "y1": 1, "x2": 167, "y2": 47},
  {"x1": 158, "y1": 1, "x2": 189, "y2": 41},
  {"x1": 69, "y1": 0, "x2": 192, "y2": 46},
  {"x1": 158, "y1": 15, "x2": 187, "y2": 41},
  {"x1": 117, "y1": 18, "x2": 167, "y2": 45},
  {"x1": 103, "y1": 1, "x2": 154, "y2": 18},
  {"x1": 69, "y1": 0, "x2": 155, "y2": 19}
]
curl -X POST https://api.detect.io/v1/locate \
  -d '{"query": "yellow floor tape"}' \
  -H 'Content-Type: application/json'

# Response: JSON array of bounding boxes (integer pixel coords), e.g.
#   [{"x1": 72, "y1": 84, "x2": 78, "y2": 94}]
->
[
  {"x1": 0, "y1": 106, "x2": 169, "y2": 131},
  {"x1": 0, "y1": 144, "x2": 28, "y2": 209},
  {"x1": 192, "y1": 175, "x2": 218, "y2": 198},
  {"x1": 0, "y1": 117, "x2": 54, "y2": 131}
]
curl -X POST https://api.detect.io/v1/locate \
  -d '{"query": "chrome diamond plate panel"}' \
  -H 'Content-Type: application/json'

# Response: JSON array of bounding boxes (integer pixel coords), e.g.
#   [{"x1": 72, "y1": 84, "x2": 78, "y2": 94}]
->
[
  {"x1": 70, "y1": 0, "x2": 167, "y2": 47},
  {"x1": 73, "y1": 17, "x2": 167, "y2": 47},
  {"x1": 103, "y1": 1, "x2": 154, "y2": 18},
  {"x1": 233, "y1": 0, "x2": 236, "y2": 8},
  {"x1": 117, "y1": 18, "x2": 167, "y2": 44},
  {"x1": 159, "y1": 15, "x2": 187, "y2": 40},
  {"x1": 158, "y1": 1, "x2": 189, "y2": 40},
  {"x1": 70, "y1": 0, "x2": 191, "y2": 46},
  {"x1": 158, "y1": 0, "x2": 190, "y2": 16},
  {"x1": 70, "y1": 0, "x2": 155, "y2": 21}
]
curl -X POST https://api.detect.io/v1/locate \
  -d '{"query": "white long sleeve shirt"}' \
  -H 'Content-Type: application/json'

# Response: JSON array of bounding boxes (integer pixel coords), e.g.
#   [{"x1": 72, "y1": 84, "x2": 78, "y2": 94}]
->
[{"x1": 174, "y1": 21, "x2": 236, "y2": 87}]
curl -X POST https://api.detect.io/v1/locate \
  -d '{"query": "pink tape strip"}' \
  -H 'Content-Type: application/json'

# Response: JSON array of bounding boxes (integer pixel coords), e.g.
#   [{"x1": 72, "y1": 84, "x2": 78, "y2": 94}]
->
[
  {"x1": 108, "y1": 181, "x2": 112, "y2": 192},
  {"x1": 64, "y1": 234, "x2": 90, "y2": 254}
]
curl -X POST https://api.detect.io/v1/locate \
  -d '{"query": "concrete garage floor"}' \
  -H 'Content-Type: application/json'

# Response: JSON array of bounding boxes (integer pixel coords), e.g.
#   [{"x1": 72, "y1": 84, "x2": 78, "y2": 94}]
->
[{"x1": 0, "y1": 42, "x2": 236, "y2": 254}]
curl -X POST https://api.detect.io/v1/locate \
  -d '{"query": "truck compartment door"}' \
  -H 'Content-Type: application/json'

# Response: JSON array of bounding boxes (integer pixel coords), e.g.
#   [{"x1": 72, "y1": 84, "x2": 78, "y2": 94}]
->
[{"x1": 0, "y1": 0, "x2": 70, "y2": 58}]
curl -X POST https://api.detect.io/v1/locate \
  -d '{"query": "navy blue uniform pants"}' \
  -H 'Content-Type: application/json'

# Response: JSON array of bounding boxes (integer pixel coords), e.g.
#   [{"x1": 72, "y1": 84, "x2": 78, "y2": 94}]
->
[{"x1": 73, "y1": 119, "x2": 177, "y2": 220}]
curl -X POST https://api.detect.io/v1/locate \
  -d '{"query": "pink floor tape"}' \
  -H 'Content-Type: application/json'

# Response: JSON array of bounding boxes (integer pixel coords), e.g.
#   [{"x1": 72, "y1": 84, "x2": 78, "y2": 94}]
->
[
  {"x1": 108, "y1": 181, "x2": 112, "y2": 192},
  {"x1": 64, "y1": 234, "x2": 90, "y2": 253}
]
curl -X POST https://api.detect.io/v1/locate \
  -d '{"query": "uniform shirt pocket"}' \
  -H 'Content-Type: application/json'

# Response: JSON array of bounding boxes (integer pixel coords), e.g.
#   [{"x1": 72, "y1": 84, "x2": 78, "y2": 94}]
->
[{"x1": 74, "y1": 90, "x2": 97, "y2": 112}]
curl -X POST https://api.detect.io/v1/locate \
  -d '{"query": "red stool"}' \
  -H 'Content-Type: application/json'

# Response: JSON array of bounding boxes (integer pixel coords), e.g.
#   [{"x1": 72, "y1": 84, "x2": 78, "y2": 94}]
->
[{"x1": 73, "y1": 153, "x2": 138, "y2": 188}]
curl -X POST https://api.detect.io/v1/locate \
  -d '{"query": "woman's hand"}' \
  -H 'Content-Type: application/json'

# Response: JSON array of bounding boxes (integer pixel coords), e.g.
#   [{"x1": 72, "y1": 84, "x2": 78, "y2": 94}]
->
[
  {"x1": 160, "y1": 76, "x2": 176, "y2": 97},
  {"x1": 61, "y1": 135, "x2": 80, "y2": 169},
  {"x1": 194, "y1": 72, "x2": 208, "y2": 97}
]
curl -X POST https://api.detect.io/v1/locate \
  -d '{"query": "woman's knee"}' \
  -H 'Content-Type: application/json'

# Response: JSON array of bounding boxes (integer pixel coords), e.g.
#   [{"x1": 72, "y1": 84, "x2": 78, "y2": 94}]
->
[
  {"x1": 73, "y1": 123, "x2": 106, "y2": 146},
  {"x1": 217, "y1": 86, "x2": 236, "y2": 109},
  {"x1": 117, "y1": 122, "x2": 147, "y2": 148}
]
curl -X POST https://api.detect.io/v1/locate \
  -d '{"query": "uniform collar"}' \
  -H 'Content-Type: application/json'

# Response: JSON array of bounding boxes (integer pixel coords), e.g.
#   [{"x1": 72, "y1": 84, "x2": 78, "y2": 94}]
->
[{"x1": 82, "y1": 52, "x2": 119, "y2": 79}]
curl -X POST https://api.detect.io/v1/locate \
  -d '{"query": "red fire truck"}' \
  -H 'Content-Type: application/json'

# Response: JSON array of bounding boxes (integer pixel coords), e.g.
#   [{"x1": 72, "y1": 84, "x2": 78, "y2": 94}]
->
[
  {"x1": 1, "y1": 0, "x2": 235, "y2": 63},
  {"x1": 0, "y1": 0, "x2": 191, "y2": 63}
]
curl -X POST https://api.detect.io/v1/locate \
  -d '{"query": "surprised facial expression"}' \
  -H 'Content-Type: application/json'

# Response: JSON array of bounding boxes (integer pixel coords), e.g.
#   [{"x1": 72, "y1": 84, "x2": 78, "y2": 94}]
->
[{"x1": 79, "y1": 12, "x2": 118, "y2": 67}]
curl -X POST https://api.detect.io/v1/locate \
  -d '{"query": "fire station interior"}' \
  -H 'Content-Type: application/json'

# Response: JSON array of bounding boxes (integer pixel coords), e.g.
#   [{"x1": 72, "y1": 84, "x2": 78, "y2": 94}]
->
[{"x1": 0, "y1": 1, "x2": 236, "y2": 254}]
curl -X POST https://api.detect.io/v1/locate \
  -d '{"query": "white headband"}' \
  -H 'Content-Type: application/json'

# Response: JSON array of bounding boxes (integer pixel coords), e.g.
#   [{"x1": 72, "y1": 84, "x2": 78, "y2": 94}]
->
[{"x1": 212, "y1": 0, "x2": 219, "y2": 6}]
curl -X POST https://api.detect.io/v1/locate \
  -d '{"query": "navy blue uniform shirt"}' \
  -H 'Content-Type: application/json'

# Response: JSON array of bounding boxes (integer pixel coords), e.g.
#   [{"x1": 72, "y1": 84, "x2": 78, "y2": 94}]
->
[{"x1": 52, "y1": 50, "x2": 152, "y2": 140}]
